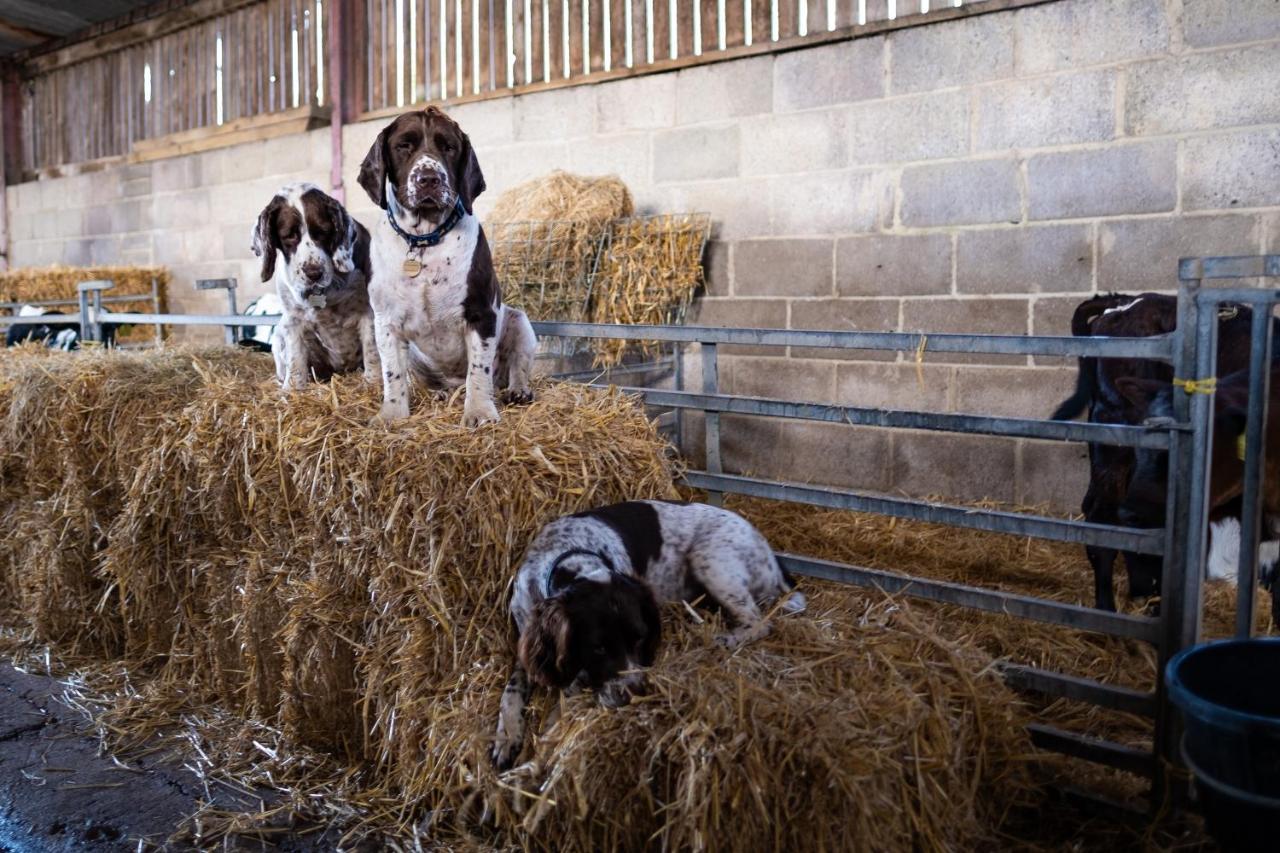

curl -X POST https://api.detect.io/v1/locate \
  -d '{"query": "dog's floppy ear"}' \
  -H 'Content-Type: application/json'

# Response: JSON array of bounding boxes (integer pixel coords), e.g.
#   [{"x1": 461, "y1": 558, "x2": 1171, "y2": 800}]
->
[
  {"x1": 251, "y1": 198, "x2": 281, "y2": 282},
  {"x1": 457, "y1": 133, "x2": 486, "y2": 215},
  {"x1": 332, "y1": 200, "x2": 358, "y2": 275},
  {"x1": 518, "y1": 599, "x2": 575, "y2": 689},
  {"x1": 357, "y1": 125, "x2": 391, "y2": 208}
]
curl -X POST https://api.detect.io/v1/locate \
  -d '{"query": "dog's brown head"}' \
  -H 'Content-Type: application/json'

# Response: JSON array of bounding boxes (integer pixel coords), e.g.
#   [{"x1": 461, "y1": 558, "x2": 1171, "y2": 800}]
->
[
  {"x1": 251, "y1": 183, "x2": 363, "y2": 294},
  {"x1": 518, "y1": 575, "x2": 661, "y2": 695},
  {"x1": 357, "y1": 107, "x2": 486, "y2": 219}
]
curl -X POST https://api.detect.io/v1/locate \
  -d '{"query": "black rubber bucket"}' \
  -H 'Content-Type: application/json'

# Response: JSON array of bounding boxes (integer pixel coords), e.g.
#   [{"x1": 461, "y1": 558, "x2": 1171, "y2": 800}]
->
[{"x1": 1166, "y1": 638, "x2": 1280, "y2": 852}]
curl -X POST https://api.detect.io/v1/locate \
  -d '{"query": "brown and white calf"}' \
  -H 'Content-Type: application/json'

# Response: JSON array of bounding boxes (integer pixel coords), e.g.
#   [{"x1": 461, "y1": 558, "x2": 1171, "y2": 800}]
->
[
  {"x1": 1117, "y1": 363, "x2": 1280, "y2": 619},
  {"x1": 491, "y1": 500, "x2": 805, "y2": 770},
  {"x1": 356, "y1": 107, "x2": 536, "y2": 427},
  {"x1": 251, "y1": 183, "x2": 380, "y2": 389},
  {"x1": 1051, "y1": 294, "x2": 1277, "y2": 610}
]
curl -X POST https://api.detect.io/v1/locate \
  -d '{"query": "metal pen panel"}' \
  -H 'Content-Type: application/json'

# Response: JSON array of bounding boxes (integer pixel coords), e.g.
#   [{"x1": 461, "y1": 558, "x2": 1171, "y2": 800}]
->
[{"x1": 1232, "y1": 301, "x2": 1274, "y2": 638}]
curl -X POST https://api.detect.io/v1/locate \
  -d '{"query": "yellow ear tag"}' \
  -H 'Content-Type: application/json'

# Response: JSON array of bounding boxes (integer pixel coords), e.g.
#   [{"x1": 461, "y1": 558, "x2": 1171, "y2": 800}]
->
[{"x1": 1238, "y1": 432, "x2": 1248, "y2": 461}]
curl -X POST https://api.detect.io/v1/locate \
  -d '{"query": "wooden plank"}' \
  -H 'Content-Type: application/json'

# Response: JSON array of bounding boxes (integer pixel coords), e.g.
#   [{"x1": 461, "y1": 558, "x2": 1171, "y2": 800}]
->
[
  {"x1": 776, "y1": 0, "x2": 798, "y2": 39},
  {"x1": 461, "y1": 0, "x2": 475, "y2": 96},
  {"x1": 588, "y1": 0, "x2": 606, "y2": 72},
  {"x1": 131, "y1": 103, "x2": 331, "y2": 159},
  {"x1": 544, "y1": 0, "x2": 565, "y2": 80},
  {"x1": 804, "y1": 0, "x2": 825, "y2": 34},
  {"x1": 23, "y1": 0, "x2": 263, "y2": 76},
  {"x1": 722, "y1": 0, "x2": 744, "y2": 47},
  {"x1": 421, "y1": 0, "x2": 433, "y2": 100},
  {"x1": 698, "y1": 0, "x2": 717, "y2": 52}
]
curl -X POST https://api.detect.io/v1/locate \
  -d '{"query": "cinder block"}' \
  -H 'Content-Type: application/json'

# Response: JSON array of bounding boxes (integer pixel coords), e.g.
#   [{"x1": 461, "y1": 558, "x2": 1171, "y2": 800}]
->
[
  {"x1": 51, "y1": 208, "x2": 84, "y2": 240},
  {"x1": 1266, "y1": 213, "x2": 1280, "y2": 254},
  {"x1": 211, "y1": 140, "x2": 268, "y2": 183},
  {"x1": 901, "y1": 297, "x2": 1029, "y2": 364},
  {"x1": 1014, "y1": 0, "x2": 1169, "y2": 75},
  {"x1": 1026, "y1": 141, "x2": 1176, "y2": 220},
  {"x1": 152, "y1": 156, "x2": 201, "y2": 193},
  {"x1": 774, "y1": 37, "x2": 884, "y2": 112},
  {"x1": 891, "y1": 431, "x2": 1018, "y2": 503},
  {"x1": 956, "y1": 225, "x2": 1093, "y2": 294},
  {"x1": 675, "y1": 56, "x2": 773, "y2": 125},
  {"x1": 567, "y1": 132, "x2": 651, "y2": 189},
  {"x1": 952, "y1": 365, "x2": 1078, "y2": 419},
  {"x1": 596, "y1": 74, "x2": 676, "y2": 133},
  {"x1": 1182, "y1": 128, "x2": 1280, "y2": 212},
  {"x1": 847, "y1": 90, "x2": 969, "y2": 166},
  {"x1": 478, "y1": 140, "x2": 571, "y2": 195},
  {"x1": 88, "y1": 237, "x2": 121, "y2": 266},
  {"x1": 722, "y1": 416, "x2": 894, "y2": 492},
  {"x1": 1031, "y1": 294, "x2": 1098, "y2": 338},
  {"x1": 1182, "y1": 0, "x2": 1280, "y2": 48},
  {"x1": 653, "y1": 125, "x2": 741, "y2": 183},
  {"x1": 81, "y1": 205, "x2": 113, "y2": 237},
  {"x1": 121, "y1": 176, "x2": 153, "y2": 198},
  {"x1": 725, "y1": 356, "x2": 836, "y2": 403},
  {"x1": 703, "y1": 241, "x2": 730, "y2": 297},
  {"x1": 899, "y1": 158, "x2": 1021, "y2": 227},
  {"x1": 183, "y1": 229, "x2": 225, "y2": 265},
  {"x1": 152, "y1": 191, "x2": 212, "y2": 227},
  {"x1": 658, "y1": 178, "x2": 771, "y2": 240},
  {"x1": 1125, "y1": 44, "x2": 1280, "y2": 137},
  {"x1": 61, "y1": 239, "x2": 92, "y2": 266},
  {"x1": 87, "y1": 170, "x2": 122, "y2": 206},
  {"x1": 889, "y1": 13, "x2": 1014, "y2": 94},
  {"x1": 835, "y1": 361, "x2": 955, "y2": 412},
  {"x1": 740, "y1": 109, "x2": 848, "y2": 176},
  {"x1": 446, "y1": 96, "x2": 516, "y2": 145},
  {"x1": 688, "y1": 297, "x2": 788, "y2": 356},
  {"x1": 733, "y1": 239, "x2": 834, "y2": 297},
  {"x1": 790, "y1": 298, "x2": 900, "y2": 361},
  {"x1": 975, "y1": 70, "x2": 1116, "y2": 152},
  {"x1": 768, "y1": 169, "x2": 891, "y2": 236},
  {"x1": 513, "y1": 86, "x2": 594, "y2": 141},
  {"x1": 836, "y1": 233, "x2": 952, "y2": 297},
  {"x1": 1099, "y1": 214, "x2": 1262, "y2": 292},
  {"x1": 1019, "y1": 439, "x2": 1090, "y2": 513}
]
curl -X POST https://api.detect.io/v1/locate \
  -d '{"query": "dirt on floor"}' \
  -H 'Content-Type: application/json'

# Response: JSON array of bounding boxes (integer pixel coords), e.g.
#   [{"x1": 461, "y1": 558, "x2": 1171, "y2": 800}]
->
[{"x1": 0, "y1": 661, "x2": 343, "y2": 852}]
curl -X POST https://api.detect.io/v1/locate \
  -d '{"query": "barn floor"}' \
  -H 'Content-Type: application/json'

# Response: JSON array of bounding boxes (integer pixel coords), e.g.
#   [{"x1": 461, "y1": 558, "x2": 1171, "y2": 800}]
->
[{"x1": 0, "y1": 661, "x2": 341, "y2": 852}]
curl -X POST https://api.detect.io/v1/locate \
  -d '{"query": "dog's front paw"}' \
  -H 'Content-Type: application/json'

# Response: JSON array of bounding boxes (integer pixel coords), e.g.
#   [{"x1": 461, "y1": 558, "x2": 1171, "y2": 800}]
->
[
  {"x1": 490, "y1": 737, "x2": 521, "y2": 771},
  {"x1": 463, "y1": 399, "x2": 500, "y2": 428},
  {"x1": 715, "y1": 623, "x2": 770, "y2": 649},
  {"x1": 502, "y1": 386, "x2": 535, "y2": 406},
  {"x1": 370, "y1": 403, "x2": 409, "y2": 426}
]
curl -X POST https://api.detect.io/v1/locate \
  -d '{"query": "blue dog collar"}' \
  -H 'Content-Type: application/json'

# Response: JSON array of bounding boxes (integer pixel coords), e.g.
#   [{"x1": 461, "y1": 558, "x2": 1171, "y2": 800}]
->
[{"x1": 386, "y1": 197, "x2": 466, "y2": 248}]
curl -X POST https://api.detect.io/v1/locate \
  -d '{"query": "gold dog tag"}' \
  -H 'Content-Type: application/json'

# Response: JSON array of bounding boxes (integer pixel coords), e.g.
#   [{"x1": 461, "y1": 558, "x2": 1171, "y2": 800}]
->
[{"x1": 403, "y1": 258, "x2": 423, "y2": 277}]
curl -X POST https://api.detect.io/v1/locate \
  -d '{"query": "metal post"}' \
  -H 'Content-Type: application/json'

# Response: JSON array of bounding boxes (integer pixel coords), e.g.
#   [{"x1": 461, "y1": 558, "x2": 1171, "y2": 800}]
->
[
  {"x1": 76, "y1": 279, "x2": 113, "y2": 344},
  {"x1": 1234, "y1": 301, "x2": 1275, "y2": 638},
  {"x1": 1153, "y1": 272, "x2": 1207, "y2": 810},
  {"x1": 702, "y1": 342, "x2": 722, "y2": 508},
  {"x1": 328, "y1": 0, "x2": 347, "y2": 203},
  {"x1": 195, "y1": 278, "x2": 239, "y2": 345},
  {"x1": 673, "y1": 341, "x2": 684, "y2": 454},
  {"x1": 151, "y1": 276, "x2": 163, "y2": 347}
]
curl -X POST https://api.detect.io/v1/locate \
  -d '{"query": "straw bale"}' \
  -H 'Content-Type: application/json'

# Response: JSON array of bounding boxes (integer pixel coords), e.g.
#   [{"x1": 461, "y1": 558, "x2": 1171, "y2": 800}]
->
[
  {"x1": 487, "y1": 170, "x2": 634, "y2": 225},
  {"x1": 589, "y1": 213, "x2": 709, "y2": 366},
  {"x1": 0, "y1": 348, "x2": 1040, "y2": 850},
  {"x1": 0, "y1": 264, "x2": 170, "y2": 344}
]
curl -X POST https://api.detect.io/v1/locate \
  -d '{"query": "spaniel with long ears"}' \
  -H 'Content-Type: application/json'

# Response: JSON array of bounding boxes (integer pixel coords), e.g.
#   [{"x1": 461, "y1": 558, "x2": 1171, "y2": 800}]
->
[
  {"x1": 356, "y1": 107, "x2": 536, "y2": 428},
  {"x1": 250, "y1": 182, "x2": 380, "y2": 389},
  {"x1": 492, "y1": 500, "x2": 806, "y2": 770}
]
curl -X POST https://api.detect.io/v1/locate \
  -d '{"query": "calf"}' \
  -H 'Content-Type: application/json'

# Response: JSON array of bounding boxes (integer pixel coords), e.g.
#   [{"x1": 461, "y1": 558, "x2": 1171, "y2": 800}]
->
[
  {"x1": 4, "y1": 304, "x2": 116, "y2": 350},
  {"x1": 1052, "y1": 294, "x2": 1272, "y2": 610},
  {"x1": 1117, "y1": 363, "x2": 1280, "y2": 622}
]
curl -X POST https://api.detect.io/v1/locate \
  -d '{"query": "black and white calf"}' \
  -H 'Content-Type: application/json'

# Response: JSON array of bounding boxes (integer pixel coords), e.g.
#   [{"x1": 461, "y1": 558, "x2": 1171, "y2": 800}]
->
[
  {"x1": 491, "y1": 500, "x2": 805, "y2": 770},
  {"x1": 237, "y1": 294, "x2": 282, "y2": 354},
  {"x1": 251, "y1": 182, "x2": 380, "y2": 389},
  {"x1": 356, "y1": 107, "x2": 536, "y2": 427},
  {"x1": 4, "y1": 304, "x2": 114, "y2": 350}
]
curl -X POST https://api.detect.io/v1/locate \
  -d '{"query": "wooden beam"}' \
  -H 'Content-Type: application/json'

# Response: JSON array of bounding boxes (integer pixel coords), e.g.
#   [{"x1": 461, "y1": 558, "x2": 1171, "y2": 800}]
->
[
  {"x1": 0, "y1": 15, "x2": 61, "y2": 48},
  {"x1": 21, "y1": 0, "x2": 262, "y2": 76}
]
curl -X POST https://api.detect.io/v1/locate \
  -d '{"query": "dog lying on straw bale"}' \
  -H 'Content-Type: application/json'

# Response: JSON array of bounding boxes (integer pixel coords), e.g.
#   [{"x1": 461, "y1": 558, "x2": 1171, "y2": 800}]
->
[{"x1": 492, "y1": 499, "x2": 805, "y2": 769}]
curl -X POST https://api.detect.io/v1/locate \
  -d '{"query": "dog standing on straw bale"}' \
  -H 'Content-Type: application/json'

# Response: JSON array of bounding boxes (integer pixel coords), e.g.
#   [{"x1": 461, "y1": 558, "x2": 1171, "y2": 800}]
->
[
  {"x1": 491, "y1": 500, "x2": 806, "y2": 769},
  {"x1": 357, "y1": 107, "x2": 537, "y2": 428},
  {"x1": 251, "y1": 182, "x2": 380, "y2": 389}
]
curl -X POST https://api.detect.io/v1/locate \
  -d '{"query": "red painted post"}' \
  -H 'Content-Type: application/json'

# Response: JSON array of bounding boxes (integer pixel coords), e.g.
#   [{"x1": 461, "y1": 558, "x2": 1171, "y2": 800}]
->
[{"x1": 328, "y1": 0, "x2": 347, "y2": 203}]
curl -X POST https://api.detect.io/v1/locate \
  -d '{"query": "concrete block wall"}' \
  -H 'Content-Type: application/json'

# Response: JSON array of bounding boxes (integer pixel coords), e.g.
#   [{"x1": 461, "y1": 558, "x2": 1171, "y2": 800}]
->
[{"x1": 6, "y1": 0, "x2": 1280, "y2": 512}]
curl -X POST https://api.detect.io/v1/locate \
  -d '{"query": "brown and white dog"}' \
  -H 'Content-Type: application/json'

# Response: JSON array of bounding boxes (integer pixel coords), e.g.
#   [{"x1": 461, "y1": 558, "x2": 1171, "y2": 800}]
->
[
  {"x1": 490, "y1": 500, "x2": 805, "y2": 770},
  {"x1": 251, "y1": 182, "x2": 380, "y2": 389},
  {"x1": 357, "y1": 107, "x2": 536, "y2": 427}
]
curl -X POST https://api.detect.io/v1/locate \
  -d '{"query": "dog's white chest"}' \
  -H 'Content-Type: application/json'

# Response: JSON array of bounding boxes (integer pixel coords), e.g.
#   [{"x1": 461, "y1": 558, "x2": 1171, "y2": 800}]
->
[{"x1": 370, "y1": 215, "x2": 478, "y2": 372}]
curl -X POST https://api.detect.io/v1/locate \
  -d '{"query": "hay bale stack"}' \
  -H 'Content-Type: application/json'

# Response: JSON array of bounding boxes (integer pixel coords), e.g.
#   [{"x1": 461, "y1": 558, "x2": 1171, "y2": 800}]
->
[
  {"x1": 488, "y1": 171, "x2": 633, "y2": 323},
  {"x1": 0, "y1": 349, "x2": 1038, "y2": 849},
  {"x1": 0, "y1": 265, "x2": 170, "y2": 344}
]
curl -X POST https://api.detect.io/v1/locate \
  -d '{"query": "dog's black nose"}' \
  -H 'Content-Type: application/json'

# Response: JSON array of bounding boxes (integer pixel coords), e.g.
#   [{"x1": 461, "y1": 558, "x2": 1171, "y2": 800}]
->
[
  {"x1": 301, "y1": 264, "x2": 325, "y2": 283},
  {"x1": 416, "y1": 171, "x2": 441, "y2": 190}
]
